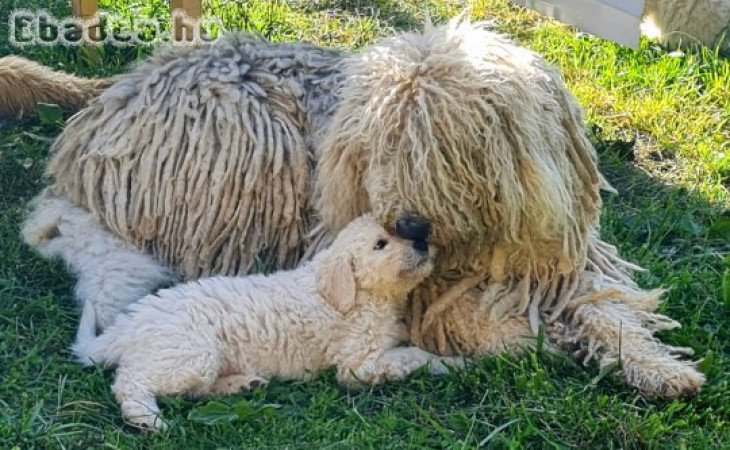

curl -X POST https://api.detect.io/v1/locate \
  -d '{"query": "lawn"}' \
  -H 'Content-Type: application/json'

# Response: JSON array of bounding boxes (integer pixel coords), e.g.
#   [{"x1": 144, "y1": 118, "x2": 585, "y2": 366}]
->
[{"x1": 0, "y1": 0, "x2": 728, "y2": 448}]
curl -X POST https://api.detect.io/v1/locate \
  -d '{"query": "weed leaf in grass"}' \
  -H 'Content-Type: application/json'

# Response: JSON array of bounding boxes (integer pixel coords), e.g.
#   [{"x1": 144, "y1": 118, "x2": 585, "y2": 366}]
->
[
  {"x1": 188, "y1": 401, "x2": 239, "y2": 425},
  {"x1": 678, "y1": 214, "x2": 703, "y2": 237},
  {"x1": 188, "y1": 399, "x2": 281, "y2": 426},
  {"x1": 36, "y1": 103, "x2": 63, "y2": 126},
  {"x1": 708, "y1": 217, "x2": 730, "y2": 240},
  {"x1": 256, "y1": 403, "x2": 281, "y2": 419}
]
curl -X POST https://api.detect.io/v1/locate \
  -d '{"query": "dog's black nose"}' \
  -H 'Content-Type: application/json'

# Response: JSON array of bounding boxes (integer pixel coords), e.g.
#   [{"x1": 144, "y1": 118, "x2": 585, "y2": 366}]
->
[
  {"x1": 395, "y1": 214, "x2": 431, "y2": 242},
  {"x1": 412, "y1": 239, "x2": 428, "y2": 254}
]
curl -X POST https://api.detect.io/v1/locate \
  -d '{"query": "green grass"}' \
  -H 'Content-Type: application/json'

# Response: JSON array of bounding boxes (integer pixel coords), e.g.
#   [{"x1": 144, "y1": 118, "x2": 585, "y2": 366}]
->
[{"x1": 1, "y1": 0, "x2": 728, "y2": 448}]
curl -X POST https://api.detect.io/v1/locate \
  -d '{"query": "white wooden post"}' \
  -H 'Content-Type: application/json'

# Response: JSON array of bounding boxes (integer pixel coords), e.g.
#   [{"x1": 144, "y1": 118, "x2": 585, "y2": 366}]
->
[
  {"x1": 71, "y1": 0, "x2": 99, "y2": 41},
  {"x1": 512, "y1": 0, "x2": 645, "y2": 48},
  {"x1": 170, "y1": 0, "x2": 202, "y2": 42}
]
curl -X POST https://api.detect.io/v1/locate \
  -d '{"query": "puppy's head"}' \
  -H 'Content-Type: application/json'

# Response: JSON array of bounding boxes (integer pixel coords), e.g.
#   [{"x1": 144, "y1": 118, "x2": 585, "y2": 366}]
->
[{"x1": 316, "y1": 215, "x2": 434, "y2": 314}]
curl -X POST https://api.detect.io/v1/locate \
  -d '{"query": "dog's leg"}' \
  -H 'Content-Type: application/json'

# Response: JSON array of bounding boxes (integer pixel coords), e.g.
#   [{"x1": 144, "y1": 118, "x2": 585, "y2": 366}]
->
[
  {"x1": 410, "y1": 279, "x2": 534, "y2": 356},
  {"x1": 110, "y1": 341, "x2": 223, "y2": 430},
  {"x1": 112, "y1": 369, "x2": 166, "y2": 431},
  {"x1": 555, "y1": 300, "x2": 704, "y2": 398},
  {"x1": 338, "y1": 347, "x2": 463, "y2": 388}
]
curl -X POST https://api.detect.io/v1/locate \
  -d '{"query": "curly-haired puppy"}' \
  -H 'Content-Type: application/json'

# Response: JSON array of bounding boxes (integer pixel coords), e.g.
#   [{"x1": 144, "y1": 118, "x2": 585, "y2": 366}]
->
[{"x1": 74, "y1": 215, "x2": 460, "y2": 431}]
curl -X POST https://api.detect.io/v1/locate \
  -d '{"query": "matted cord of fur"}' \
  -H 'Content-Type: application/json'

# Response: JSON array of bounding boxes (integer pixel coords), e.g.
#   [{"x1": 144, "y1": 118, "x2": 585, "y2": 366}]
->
[
  {"x1": 316, "y1": 18, "x2": 610, "y2": 342},
  {"x1": 48, "y1": 35, "x2": 344, "y2": 279}
]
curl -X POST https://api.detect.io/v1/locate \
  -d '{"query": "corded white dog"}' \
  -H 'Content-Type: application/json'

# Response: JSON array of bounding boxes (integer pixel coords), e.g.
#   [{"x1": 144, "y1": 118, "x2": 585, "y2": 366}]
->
[{"x1": 74, "y1": 215, "x2": 461, "y2": 431}]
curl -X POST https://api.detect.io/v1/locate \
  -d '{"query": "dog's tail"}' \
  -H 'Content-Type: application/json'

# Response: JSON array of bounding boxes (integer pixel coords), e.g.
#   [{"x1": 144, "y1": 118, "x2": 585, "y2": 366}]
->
[
  {"x1": 72, "y1": 311, "x2": 130, "y2": 368},
  {"x1": 73, "y1": 300, "x2": 99, "y2": 366},
  {"x1": 0, "y1": 55, "x2": 112, "y2": 117},
  {"x1": 72, "y1": 297, "x2": 125, "y2": 368}
]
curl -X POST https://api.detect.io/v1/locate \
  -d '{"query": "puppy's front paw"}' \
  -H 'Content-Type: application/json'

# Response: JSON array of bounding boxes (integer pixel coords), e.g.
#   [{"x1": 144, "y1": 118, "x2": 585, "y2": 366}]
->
[{"x1": 428, "y1": 356, "x2": 465, "y2": 375}]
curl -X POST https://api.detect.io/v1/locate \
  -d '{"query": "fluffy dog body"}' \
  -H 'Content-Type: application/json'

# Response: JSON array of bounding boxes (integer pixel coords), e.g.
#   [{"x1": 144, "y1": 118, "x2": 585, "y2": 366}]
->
[
  {"x1": 44, "y1": 34, "x2": 345, "y2": 278},
  {"x1": 74, "y1": 216, "x2": 457, "y2": 430},
  {"x1": 19, "y1": 19, "x2": 704, "y2": 398},
  {"x1": 642, "y1": 0, "x2": 730, "y2": 51},
  {"x1": 312, "y1": 20, "x2": 705, "y2": 397}
]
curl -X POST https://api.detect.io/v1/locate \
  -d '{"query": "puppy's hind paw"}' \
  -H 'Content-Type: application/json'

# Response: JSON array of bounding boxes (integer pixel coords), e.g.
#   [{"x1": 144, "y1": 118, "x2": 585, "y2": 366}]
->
[{"x1": 121, "y1": 401, "x2": 167, "y2": 432}]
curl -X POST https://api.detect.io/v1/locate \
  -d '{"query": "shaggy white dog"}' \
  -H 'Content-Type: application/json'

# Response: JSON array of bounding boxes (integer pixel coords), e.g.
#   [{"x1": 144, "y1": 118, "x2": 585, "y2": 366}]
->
[
  {"x1": 74, "y1": 215, "x2": 460, "y2": 431},
  {"x1": 642, "y1": 0, "x2": 730, "y2": 51}
]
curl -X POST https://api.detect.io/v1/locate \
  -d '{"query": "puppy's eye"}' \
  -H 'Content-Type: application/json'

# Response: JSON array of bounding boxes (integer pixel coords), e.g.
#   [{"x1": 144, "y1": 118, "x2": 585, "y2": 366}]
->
[{"x1": 373, "y1": 239, "x2": 388, "y2": 250}]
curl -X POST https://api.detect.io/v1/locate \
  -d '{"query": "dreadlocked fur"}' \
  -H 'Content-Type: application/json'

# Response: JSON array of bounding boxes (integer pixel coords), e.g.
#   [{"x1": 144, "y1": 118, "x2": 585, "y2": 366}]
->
[
  {"x1": 316, "y1": 20, "x2": 614, "y2": 344},
  {"x1": 315, "y1": 19, "x2": 704, "y2": 396},
  {"x1": 23, "y1": 18, "x2": 703, "y2": 398},
  {"x1": 47, "y1": 34, "x2": 344, "y2": 278}
]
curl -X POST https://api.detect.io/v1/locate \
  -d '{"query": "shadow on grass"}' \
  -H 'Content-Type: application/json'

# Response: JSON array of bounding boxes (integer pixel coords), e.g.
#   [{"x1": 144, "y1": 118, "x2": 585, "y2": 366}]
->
[
  {"x1": 299, "y1": 0, "x2": 424, "y2": 29},
  {"x1": 593, "y1": 132, "x2": 728, "y2": 375}
]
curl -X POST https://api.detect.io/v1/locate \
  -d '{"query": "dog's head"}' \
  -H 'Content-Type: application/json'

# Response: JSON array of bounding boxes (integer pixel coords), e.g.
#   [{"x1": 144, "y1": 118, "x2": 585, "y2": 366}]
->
[
  {"x1": 315, "y1": 215, "x2": 434, "y2": 314},
  {"x1": 315, "y1": 19, "x2": 606, "y2": 276}
]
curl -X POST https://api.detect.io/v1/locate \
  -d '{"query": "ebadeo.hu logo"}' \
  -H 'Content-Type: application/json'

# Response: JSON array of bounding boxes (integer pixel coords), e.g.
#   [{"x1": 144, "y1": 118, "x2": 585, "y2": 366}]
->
[{"x1": 9, "y1": 9, "x2": 224, "y2": 47}]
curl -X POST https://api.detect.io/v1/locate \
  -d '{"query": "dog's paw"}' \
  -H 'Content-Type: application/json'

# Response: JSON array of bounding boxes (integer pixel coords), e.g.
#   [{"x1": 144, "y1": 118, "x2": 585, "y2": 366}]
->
[
  {"x1": 211, "y1": 374, "x2": 269, "y2": 395},
  {"x1": 128, "y1": 415, "x2": 168, "y2": 433},
  {"x1": 620, "y1": 356, "x2": 705, "y2": 399},
  {"x1": 121, "y1": 400, "x2": 167, "y2": 432},
  {"x1": 428, "y1": 356, "x2": 465, "y2": 375}
]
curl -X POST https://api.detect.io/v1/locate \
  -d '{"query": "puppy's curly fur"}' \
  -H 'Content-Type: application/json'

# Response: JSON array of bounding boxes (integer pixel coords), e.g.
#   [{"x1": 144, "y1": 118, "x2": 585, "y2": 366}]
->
[
  {"x1": 73, "y1": 215, "x2": 459, "y2": 431},
  {"x1": 22, "y1": 190, "x2": 176, "y2": 346}
]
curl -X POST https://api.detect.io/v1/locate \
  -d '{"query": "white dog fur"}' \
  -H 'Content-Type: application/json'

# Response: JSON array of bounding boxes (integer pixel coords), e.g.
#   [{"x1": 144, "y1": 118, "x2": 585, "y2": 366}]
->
[
  {"x1": 73, "y1": 215, "x2": 461, "y2": 431},
  {"x1": 642, "y1": 0, "x2": 730, "y2": 51},
  {"x1": 22, "y1": 190, "x2": 175, "y2": 347}
]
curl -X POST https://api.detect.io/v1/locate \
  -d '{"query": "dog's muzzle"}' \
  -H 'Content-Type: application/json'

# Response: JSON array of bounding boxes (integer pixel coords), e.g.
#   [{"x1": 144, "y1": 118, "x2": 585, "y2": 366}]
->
[
  {"x1": 395, "y1": 214, "x2": 431, "y2": 242},
  {"x1": 412, "y1": 239, "x2": 428, "y2": 254}
]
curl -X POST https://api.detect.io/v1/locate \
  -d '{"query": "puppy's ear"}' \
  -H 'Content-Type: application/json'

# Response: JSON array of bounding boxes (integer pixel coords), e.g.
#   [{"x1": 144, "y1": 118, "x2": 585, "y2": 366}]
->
[{"x1": 316, "y1": 254, "x2": 356, "y2": 314}]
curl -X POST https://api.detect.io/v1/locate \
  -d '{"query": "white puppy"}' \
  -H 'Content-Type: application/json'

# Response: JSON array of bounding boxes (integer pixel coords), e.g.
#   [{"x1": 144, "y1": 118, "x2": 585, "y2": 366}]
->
[{"x1": 74, "y1": 215, "x2": 461, "y2": 431}]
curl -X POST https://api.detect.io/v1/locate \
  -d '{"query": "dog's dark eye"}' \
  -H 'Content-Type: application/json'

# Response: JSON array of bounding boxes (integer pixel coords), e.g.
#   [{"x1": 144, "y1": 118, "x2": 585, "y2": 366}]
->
[{"x1": 374, "y1": 239, "x2": 388, "y2": 250}]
